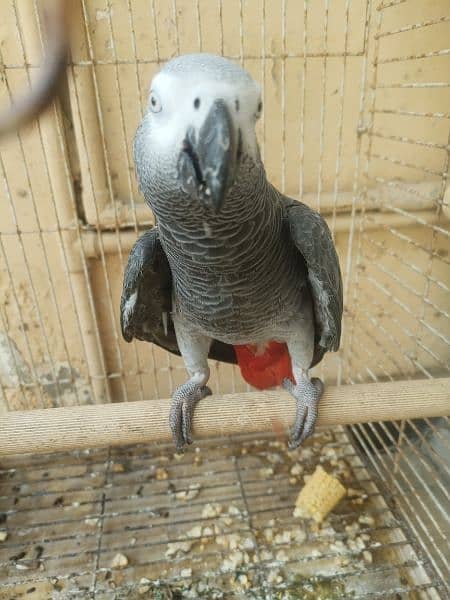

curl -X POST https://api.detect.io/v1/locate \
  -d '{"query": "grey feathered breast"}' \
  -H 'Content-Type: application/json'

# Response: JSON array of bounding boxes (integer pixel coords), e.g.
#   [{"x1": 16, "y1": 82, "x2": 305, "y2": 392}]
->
[{"x1": 120, "y1": 228, "x2": 237, "y2": 365}]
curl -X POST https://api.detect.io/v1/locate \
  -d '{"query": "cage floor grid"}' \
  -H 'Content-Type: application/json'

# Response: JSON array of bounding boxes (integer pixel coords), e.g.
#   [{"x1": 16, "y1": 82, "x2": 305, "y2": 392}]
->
[{"x1": 0, "y1": 428, "x2": 446, "y2": 599}]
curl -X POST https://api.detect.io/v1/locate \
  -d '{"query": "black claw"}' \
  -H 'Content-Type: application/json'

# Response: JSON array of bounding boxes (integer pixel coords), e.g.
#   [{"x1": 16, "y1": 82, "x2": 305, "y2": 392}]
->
[
  {"x1": 285, "y1": 377, "x2": 324, "y2": 449},
  {"x1": 169, "y1": 382, "x2": 210, "y2": 450}
]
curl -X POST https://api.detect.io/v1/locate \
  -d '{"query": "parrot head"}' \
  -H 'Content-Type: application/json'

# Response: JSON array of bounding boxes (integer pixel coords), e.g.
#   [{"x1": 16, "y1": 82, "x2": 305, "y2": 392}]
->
[{"x1": 140, "y1": 53, "x2": 263, "y2": 212}]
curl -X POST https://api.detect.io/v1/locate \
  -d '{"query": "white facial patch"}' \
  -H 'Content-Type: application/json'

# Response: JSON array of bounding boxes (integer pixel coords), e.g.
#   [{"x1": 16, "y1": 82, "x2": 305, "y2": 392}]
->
[{"x1": 147, "y1": 71, "x2": 261, "y2": 158}]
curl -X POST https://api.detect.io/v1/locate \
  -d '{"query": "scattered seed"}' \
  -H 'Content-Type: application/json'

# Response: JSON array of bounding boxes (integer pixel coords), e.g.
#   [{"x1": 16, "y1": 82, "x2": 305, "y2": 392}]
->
[
  {"x1": 155, "y1": 468, "x2": 168, "y2": 480},
  {"x1": 187, "y1": 525, "x2": 202, "y2": 539},
  {"x1": 202, "y1": 503, "x2": 222, "y2": 518},
  {"x1": 290, "y1": 463, "x2": 303, "y2": 476},
  {"x1": 358, "y1": 515, "x2": 375, "y2": 526},
  {"x1": 259, "y1": 467, "x2": 274, "y2": 478},
  {"x1": 165, "y1": 541, "x2": 192, "y2": 557},
  {"x1": 138, "y1": 577, "x2": 151, "y2": 595},
  {"x1": 111, "y1": 553, "x2": 128, "y2": 569}
]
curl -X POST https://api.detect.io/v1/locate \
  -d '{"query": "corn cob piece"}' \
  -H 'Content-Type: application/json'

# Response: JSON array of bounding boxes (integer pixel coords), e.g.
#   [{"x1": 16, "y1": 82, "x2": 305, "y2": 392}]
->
[{"x1": 294, "y1": 465, "x2": 346, "y2": 523}]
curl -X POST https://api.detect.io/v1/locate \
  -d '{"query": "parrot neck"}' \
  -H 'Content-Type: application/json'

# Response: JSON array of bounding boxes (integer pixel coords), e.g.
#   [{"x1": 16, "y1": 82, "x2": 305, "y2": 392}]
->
[
  {"x1": 154, "y1": 161, "x2": 281, "y2": 269},
  {"x1": 153, "y1": 155, "x2": 271, "y2": 227}
]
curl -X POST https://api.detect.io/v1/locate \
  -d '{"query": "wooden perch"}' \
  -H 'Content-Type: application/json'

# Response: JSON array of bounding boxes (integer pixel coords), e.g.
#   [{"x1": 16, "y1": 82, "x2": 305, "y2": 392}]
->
[{"x1": 0, "y1": 378, "x2": 448, "y2": 456}]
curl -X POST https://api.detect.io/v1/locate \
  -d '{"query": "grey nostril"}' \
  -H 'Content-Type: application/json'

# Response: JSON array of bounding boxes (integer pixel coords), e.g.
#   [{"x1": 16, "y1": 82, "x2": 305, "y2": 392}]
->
[
  {"x1": 235, "y1": 99, "x2": 240, "y2": 112},
  {"x1": 194, "y1": 98, "x2": 200, "y2": 109}
]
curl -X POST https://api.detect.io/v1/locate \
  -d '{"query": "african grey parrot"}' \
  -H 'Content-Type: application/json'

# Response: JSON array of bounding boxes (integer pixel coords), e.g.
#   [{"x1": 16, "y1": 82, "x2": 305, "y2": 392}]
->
[{"x1": 121, "y1": 54, "x2": 343, "y2": 451}]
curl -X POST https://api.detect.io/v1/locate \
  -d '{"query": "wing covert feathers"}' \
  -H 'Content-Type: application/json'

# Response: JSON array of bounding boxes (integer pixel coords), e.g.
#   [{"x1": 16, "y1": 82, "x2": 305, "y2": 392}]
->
[{"x1": 284, "y1": 198, "x2": 343, "y2": 354}]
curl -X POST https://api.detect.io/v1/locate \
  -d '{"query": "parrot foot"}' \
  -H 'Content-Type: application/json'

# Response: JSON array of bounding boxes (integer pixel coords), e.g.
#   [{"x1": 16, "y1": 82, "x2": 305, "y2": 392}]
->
[
  {"x1": 283, "y1": 377, "x2": 324, "y2": 449},
  {"x1": 169, "y1": 382, "x2": 212, "y2": 451}
]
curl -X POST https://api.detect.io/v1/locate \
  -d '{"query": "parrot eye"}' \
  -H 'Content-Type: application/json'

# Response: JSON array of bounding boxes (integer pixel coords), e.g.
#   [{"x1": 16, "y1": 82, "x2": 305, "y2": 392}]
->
[
  {"x1": 149, "y1": 92, "x2": 162, "y2": 113},
  {"x1": 255, "y1": 100, "x2": 263, "y2": 119}
]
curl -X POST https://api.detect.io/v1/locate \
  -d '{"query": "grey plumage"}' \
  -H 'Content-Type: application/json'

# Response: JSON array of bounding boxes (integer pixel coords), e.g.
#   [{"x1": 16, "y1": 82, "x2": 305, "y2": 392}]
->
[
  {"x1": 122, "y1": 53, "x2": 343, "y2": 449},
  {"x1": 120, "y1": 229, "x2": 237, "y2": 365},
  {"x1": 282, "y1": 196, "x2": 343, "y2": 359}
]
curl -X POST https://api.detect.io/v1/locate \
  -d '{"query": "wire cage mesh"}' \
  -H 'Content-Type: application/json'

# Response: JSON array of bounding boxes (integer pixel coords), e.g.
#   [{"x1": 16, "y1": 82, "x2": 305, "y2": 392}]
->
[{"x1": 0, "y1": 0, "x2": 448, "y2": 597}]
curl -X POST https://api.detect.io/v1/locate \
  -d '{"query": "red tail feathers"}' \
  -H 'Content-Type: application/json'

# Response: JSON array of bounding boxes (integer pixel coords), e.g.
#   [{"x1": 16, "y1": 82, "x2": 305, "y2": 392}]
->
[{"x1": 234, "y1": 341, "x2": 294, "y2": 390}]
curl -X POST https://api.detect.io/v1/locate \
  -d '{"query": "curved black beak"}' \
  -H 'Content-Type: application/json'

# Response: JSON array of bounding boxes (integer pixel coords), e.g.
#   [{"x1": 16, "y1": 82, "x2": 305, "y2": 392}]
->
[{"x1": 178, "y1": 99, "x2": 237, "y2": 212}]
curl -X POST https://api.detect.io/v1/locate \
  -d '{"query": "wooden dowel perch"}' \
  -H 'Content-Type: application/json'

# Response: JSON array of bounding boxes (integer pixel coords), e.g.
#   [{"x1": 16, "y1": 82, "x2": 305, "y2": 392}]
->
[{"x1": 0, "y1": 378, "x2": 448, "y2": 456}]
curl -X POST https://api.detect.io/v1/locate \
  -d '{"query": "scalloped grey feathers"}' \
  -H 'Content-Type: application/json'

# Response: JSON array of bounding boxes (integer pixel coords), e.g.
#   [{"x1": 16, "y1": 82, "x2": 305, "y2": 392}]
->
[
  {"x1": 120, "y1": 228, "x2": 237, "y2": 365},
  {"x1": 121, "y1": 196, "x2": 343, "y2": 371}
]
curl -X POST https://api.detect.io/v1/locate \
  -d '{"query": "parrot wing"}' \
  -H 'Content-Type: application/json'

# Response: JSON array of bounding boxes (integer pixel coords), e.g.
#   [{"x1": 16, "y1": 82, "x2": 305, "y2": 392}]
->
[
  {"x1": 120, "y1": 228, "x2": 237, "y2": 365},
  {"x1": 283, "y1": 196, "x2": 343, "y2": 364}
]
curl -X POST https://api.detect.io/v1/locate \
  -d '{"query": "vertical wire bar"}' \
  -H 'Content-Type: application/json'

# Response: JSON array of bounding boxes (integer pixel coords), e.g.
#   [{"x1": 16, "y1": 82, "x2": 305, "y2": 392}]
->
[
  {"x1": 31, "y1": 1, "x2": 108, "y2": 405},
  {"x1": 330, "y1": 0, "x2": 351, "y2": 239},
  {"x1": 80, "y1": 4, "x2": 129, "y2": 402},
  {"x1": 52, "y1": 69, "x2": 112, "y2": 404},
  {"x1": 105, "y1": 5, "x2": 146, "y2": 403},
  {"x1": 0, "y1": 277, "x2": 29, "y2": 408},
  {"x1": 151, "y1": 0, "x2": 162, "y2": 65},
  {"x1": 218, "y1": 0, "x2": 224, "y2": 56},
  {"x1": 172, "y1": 0, "x2": 181, "y2": 56},
  {"x1": 317, "y1": 0, "x2": 330, "y2": 383},
  {"x1": 90, "y1": 448, "x2": 111, "y2": 598},
  {"x1": 34, "y1": 4, "x2": 109, "y2": 406},
  {"x1": 342, "y1": 0, "x2": 379, "y2": 383},
  {"x1": 411, "y1": 358, "x2": 433, "y2": 379},
  {"x1": 127, "y1": 2, "x2": 146, "y2": 114},
  {"x1": 349, "y1": 421, "x2": 446, "y2": 587},
  {"x1": 298, "y1": 0, "x2": 308, "y2": 200},
  {"x1": 412, "y1": 127, "x2": 450, "y2": 373},
  {"x1": 280, "y1": 0, "x2": 286, "y2": 194},
  {"x1": 423, "y1": 416, "x2": 450, "y2": 446},
  {"x1": 0, "y1": 324, "x2": 11, "y2": 408},
  {"x1": 18, "y1": 3, "x2": 92, "y2": 408},
  {"x1": 164, "y1": 1, "x2": 181, "y2": 394},
  {"x1": 196, "y1": 0, "x2": 202, "y2": 52},
  {"x1": 365, "y1": 275, "x2": 449, "y2": 369},
  {"x1": 351, "y1": 288, "x2": 422, "y2": 377},
  {"x1": 350, "y1": 336, "x2": 399, "y2": 382},
  {"x1": 0, "y1": 145, "x2": 63, "y2": 405},
  {"x1": 395, "y1": 419, "x2": 450, "y2": 473},
  {"x1": 347, "y1": 341, "x2": 450, "y2": 522},
  {"x1": 357, "y1": 290, "x2": 418, "y2": 369},
  {"x1": 147, "y1": 0, "x2": 163, "y2": 400},
  {"x1": 78, "y1": 0, "x2": 132, "y2": 402},
  {"x1": 363, "y1": 420, "x2": 449, "y2": 570},
  {"x1": 238, "y1": 0, "x2": 244, "y2": 66},
  {"x1": 363, "y1": 231, "x2": 450, "y2": 298},
  {"x1": 0, "y1": 24, "x2": 46, "y2": 409},
  {"x1": 356, "y1": 307, "x2": 411, "y2": 376},
  {"x1": 341, "y1": 0, "x2": 373, "y2": 301},
  {"x1": 352, "y1": 350, "x2": 450, "y2": 501},
  {"x1": 67, "y1": 77, "x2": 119, "y2": 402},
  {"x1": 1, "y1": 6, "x2": 67, "y2": 405},
  {"x1": 260, "y1": 0, "x2": 266, "y2": 163},
  {"x1": 367, "y1": 216, "x2": 450, "y2": 268},
  {"x1": 126, "y1": 1, "x2": 162, "y2": 401},
  {"x1": 0, "y1": 176, "x2": 46, "y2": 407},
  {"x1": 51, "y1": 111, "x2": 112, "y2": 404},
  {"x1": 316, "y1": 0, "x2": 329, "y2": 213},
  {"x1": 233, "y1": 0, "x2": 247, "y2": 390}
]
